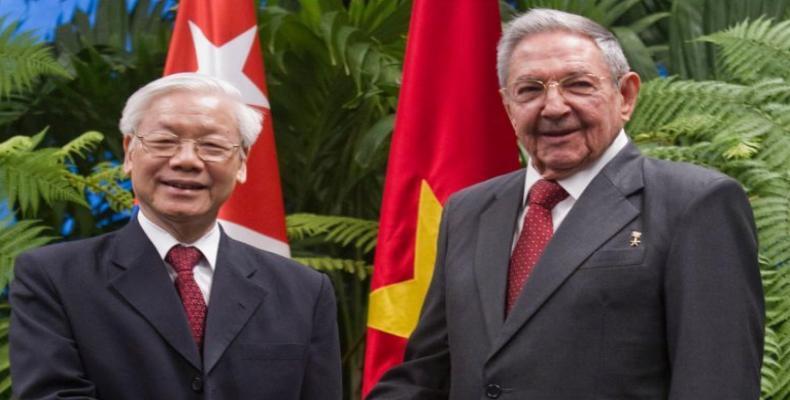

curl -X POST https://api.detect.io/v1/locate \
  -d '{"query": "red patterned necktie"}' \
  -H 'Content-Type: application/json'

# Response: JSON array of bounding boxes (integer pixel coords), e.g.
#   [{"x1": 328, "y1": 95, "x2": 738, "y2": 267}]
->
[
  {"x1": 506, "y1": 179, "x2": 569, "y2": 315},
  {"x1": 166, "y1": 245, "x2": 207, "y2": 350}
]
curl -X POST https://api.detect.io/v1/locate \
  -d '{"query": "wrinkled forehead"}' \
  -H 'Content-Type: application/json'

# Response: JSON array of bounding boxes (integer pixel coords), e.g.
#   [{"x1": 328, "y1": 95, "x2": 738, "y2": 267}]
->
[
  {"x1": 508, "y1": 31, "x2": 608, "y2": 80},
  {"x1": 139, "y1": 91, "x2": 240, "y2": 135},
  {"x1": 144, "y1": 89, "x2": 235, "y2": 111}
]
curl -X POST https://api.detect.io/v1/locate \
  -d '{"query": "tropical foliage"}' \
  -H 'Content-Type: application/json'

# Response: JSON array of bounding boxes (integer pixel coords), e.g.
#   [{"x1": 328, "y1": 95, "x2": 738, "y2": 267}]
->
[
  {"x1": 260, "y1": 0, "x2": 409, "y2": 218},
  {"x1": 626, "y1": 18, "x2": 790, "y2": 399},
  {"x1": 0, "y1": 18, "x2": 70, "y2": 99},
  {"x1": 259, "y1": 0, "x2": 409, "y2": 395},
  {"x1": 666, "y1": 0, "x2": 790, "y2": 80}
]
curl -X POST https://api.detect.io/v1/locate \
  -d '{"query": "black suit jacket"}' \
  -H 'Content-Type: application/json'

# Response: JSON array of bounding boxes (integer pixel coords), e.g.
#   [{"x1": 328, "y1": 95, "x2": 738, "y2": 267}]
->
[
  {"x1": 10, "y1": 218, "x2": 342, "y2": 399},
  {"x1": 369, "y1": 143, "x2": 764, "y2": 399}
]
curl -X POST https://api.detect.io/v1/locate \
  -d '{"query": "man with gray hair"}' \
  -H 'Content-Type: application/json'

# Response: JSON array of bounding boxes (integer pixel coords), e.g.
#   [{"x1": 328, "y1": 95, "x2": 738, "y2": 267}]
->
[
  {"x1": 10, "y1": 73, "x2": 342, "y2": 399},
  {"x1": 368, "y1": 9, "x2": 763, "y2": 400}
]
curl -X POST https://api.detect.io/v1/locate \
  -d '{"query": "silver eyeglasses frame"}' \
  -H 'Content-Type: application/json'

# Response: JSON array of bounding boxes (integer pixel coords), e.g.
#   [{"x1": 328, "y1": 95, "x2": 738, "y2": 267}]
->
[
  {"x1": 500, "y1": 73, "x2": 616, "y2": 105},
  {"x1": 133, "y1": 132, "x2": 244, "y2": 163}
]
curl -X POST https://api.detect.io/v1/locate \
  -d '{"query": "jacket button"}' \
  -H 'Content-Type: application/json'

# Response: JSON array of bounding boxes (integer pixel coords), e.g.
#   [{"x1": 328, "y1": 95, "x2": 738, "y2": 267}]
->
[
  {"x1": 191, "y1": 376, "x2": 203, "y2": 392},
  {"x1": 485, "y1": 383, "x2": 502, "y2": 398}
]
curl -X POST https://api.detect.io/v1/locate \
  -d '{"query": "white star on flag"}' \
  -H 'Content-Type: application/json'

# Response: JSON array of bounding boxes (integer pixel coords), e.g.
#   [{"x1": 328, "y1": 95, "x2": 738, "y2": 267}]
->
[{"x1": 188, "y1": 21, "x2": 270, "y2": 108}]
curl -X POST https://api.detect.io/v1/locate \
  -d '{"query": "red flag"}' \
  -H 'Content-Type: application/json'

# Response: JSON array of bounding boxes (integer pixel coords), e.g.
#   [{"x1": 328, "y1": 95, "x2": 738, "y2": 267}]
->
[
  {"x1": 362, "y1": 0, "x2": 519, "y2": 396},
  {"x1": 164, "y1": 0, "x2": 289, "y2": 256}
]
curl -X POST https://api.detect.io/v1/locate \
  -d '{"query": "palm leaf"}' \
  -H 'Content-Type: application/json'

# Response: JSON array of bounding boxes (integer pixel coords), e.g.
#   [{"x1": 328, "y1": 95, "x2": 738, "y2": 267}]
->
[{"x1": 261, "y1": 3, "x2": 405, "y2": 218}]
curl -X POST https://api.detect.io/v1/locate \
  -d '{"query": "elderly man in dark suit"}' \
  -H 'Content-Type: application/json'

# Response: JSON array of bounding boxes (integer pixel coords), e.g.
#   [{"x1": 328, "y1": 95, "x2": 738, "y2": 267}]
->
[
  {"x1": 368, "y1": 8, "x2": 764, "y2": 400},
  {"x1": 10, "y1": 73, "x2": 342, "y2": 399}
]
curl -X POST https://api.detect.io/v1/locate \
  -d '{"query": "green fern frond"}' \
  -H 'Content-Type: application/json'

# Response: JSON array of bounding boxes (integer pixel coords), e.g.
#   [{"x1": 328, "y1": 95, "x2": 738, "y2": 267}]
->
[
  {"x1": 56, "y1": 130, "x2": 104, "y2": 162},
  {"x1": 81, "y1": 163, "x2": 133, "y2": 212},
  {"x1": 751, "y1": 180, "x2": 790, "y2": 270},
  {"x1": 629, "y1": 78, "x2": 750, "y2": 135},
  {"x1": 0, "y1": 131, "x2": 97, "y2": 214},
  {"x1": 712, "y1": 117, "x2": 769, "y2": 161},
  {"x1": 0, "y1": 136, "x2": 33, "y2": 156},
  {"x1": 763, "y1": 326, "x2": 781, "y2": 396},
  {"x1": 0, "y1": 219, "x2": 54, "y2": 288},
  {"x1": 756, "y1": 104, "x2": 790, "y2": 171},
  {"x1": 699, "y1": 18, "x2": 790, "y2": 83},
  {"x1": 62, "y1": 163, "x2": 133, "y2": 212},
  {"x1": 749, "y1": 79, "x2": 790, "y2": 105},
  {"x1": 0, "y1": 149, "x2": 86, "y2": 214},
  {"x1": 0, "y1": 18, "x2": 71, "y2": 97},
  {"x1": 632, "y1": 115, "x2": 720, "y2": 145},
  {"x1": 287, "y1": 213, "x2": 378, "y2": 254},
  {"x1": 726, "y1": 160, "x2": 786, "y2": 194},
  {"x1": 760, "y1": 261, "x2": 790, "y2": 399},
  {"x1": 0, "y1": 129, "x2": 45, "y2": 156},
  {"x1": 637, "y1": 142, "x2": 715, "y2": 166},
  {"x1": 292, "y1": 256, "x2": 372, "y2": 280}
]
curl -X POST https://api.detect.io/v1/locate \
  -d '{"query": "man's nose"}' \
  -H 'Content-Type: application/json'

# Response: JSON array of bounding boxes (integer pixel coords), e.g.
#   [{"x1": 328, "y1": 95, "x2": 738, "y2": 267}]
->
[
  {"x1": 540, "y1": 84, "x2": 571, "y2": 118},
  {"x1": 169, "y1": 141, "x2": 203, "y2": 168}
]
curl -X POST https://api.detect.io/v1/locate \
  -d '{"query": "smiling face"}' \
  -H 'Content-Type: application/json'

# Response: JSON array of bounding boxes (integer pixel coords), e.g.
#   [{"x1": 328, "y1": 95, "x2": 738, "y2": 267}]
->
[
  {"x1": 123, "y1": 90, "x2": 247, "y2": 241},
  {"x1": 503, "y1": 31, "x2": 640, "y2": 180}
]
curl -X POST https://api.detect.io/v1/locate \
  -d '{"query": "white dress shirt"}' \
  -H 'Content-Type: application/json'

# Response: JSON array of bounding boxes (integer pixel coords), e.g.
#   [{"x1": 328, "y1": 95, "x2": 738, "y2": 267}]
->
[
  {"x1": 512, "y1": 130, "x2": 629, "y2": 250},
  {"x1": 137, "y1": 210, "x2": 219, "y2": 304}
]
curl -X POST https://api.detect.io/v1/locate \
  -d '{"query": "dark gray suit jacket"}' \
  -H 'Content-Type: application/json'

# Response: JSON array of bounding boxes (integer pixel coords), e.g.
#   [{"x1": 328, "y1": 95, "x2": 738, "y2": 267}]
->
[
  {"x1": 369, "y1": 143, "x2": 764, "y2": 399},
  {"x1": 10, "y1": 218, "x2": 342, "y2": 399}
]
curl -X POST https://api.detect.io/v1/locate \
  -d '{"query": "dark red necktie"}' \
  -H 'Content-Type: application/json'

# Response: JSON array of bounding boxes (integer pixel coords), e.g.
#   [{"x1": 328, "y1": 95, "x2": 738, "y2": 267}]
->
[
  {"x1": 166, "y1": 245, "x2": 207, "y2": 349},
  {"x1": 506, "y1": 179, "x2": 569, "y2": 315}
]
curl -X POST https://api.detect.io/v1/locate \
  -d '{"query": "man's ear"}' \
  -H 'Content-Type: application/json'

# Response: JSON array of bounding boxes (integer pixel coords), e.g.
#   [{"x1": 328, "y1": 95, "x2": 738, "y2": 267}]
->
[
  {"x1": 236, "y1": 162, "x2": 247, "y2": 183},
  {"x1": 618, "y1": 71, "x2": 641, "y2": 122},
  {"x1": 122, "y1": 135, "x2": 134, "y2": 175},
  {"x1": 236, "y1": 148, "x2": 249, "y2": 183}
]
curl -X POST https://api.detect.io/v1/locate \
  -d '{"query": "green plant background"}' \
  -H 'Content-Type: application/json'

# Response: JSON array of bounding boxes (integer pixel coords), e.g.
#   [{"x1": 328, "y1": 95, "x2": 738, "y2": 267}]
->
[{"x1": 1, "y1": 0, "x2": 789, "y2": 399}]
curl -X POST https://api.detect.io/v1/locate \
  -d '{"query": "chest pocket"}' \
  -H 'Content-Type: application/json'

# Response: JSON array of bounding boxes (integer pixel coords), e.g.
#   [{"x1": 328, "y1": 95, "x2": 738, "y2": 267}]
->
[
  {"x1": 580, "y1": 247, "x2": 646, "y2": 269},
  {"x1": 241, "y1": 343, "x2": 306, "y2": 360}
]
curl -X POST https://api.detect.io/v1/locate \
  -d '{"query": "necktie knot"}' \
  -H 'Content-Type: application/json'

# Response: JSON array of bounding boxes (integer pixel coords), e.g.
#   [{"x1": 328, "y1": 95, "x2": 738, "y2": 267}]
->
[
  {"x1": 528, "y1": 179, "x2": 568, "y2": 210},
  {"x1": 166, "y1": 245, "x2": 203, "y2": 274}
]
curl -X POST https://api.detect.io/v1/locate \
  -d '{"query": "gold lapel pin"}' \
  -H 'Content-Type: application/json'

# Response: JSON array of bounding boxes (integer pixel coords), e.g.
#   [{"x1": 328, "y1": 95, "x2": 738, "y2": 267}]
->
[{"x1": 629, "y1": 231, "x2": 642, "y2": 247}]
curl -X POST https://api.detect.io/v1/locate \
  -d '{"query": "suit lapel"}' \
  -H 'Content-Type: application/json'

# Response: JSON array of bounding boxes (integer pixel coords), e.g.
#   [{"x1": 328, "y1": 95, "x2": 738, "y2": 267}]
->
[
  {"x1": 107, "y1": 219, "x2": 202, "y2": 369},
  {"x1": 474, "y1": 170, "x2": 525, "y2": 342},
  {"x1": 489, "y1": 143, "x2": 645, "y2": 357},
  {"x1": 203, "y1": 233, "x2": 268, "y2": 374}
]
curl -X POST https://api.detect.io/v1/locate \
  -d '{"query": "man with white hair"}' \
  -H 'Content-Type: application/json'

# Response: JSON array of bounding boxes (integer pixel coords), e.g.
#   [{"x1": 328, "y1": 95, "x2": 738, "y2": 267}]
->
[
  {"x1": 10, "y1": 73, "x2": 342, "y2": 399},
  {"x1": 369, "y1": 9, "x2": 763, "y2": 400}
]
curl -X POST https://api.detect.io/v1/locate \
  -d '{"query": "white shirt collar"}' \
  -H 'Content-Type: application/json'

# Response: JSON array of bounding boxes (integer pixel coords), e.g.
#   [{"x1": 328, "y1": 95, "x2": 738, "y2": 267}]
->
[
  {"x1": 523, "y1": 129, "x2": 628, "y2": 205},
  {"x1": 137, "y1": 209, "x2": 220, "y2": 270}
]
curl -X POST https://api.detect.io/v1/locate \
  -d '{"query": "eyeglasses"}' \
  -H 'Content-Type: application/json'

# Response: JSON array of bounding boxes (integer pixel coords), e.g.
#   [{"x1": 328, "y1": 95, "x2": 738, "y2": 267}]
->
[
  {"x1": 134, "y1": 132, "x2": 243, "y2": 163},
  {"x1": 501, "y1": 73, "x2": 612, "y2": 104}
]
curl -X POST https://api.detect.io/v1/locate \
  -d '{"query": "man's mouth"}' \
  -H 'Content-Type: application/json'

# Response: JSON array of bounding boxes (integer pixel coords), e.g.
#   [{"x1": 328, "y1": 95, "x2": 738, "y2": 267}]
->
[
  {"x1": 539, "y1": 128, "x2": 577, "y2": 137},
  {"x1": 162, "y1": 180, "x2": 207, "y2": 190}
]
